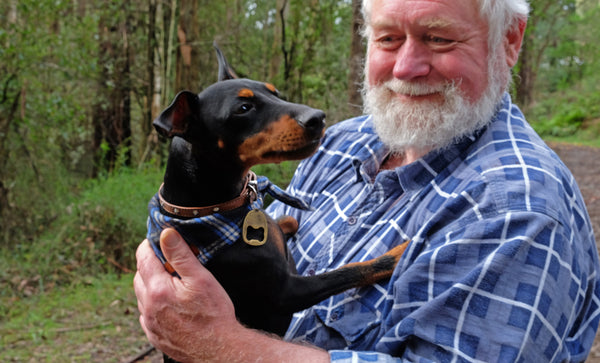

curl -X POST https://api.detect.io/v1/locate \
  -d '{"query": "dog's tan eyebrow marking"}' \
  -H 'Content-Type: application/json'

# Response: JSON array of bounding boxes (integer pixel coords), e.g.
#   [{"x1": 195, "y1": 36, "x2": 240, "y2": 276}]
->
[
  {"x1": 264, "y1": 83, "x2": 277, "y2": 93},
  {"x1": 238, "y1": 88, "x2": 254, "y2": 98}
]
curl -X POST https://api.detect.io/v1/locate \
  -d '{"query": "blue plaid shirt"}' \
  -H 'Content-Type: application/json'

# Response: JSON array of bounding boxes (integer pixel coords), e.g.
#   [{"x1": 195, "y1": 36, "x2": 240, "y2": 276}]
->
[{"x1": 268, "y1": 94, "x2": 600, "y2": 362}]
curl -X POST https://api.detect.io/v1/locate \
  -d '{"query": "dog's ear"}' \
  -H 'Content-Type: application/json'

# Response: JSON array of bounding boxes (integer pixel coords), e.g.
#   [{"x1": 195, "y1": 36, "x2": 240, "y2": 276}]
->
[
  {"x1": 213, "y1": 42, "x2": 238, "y2": 81},
  {"x1": 153, "y1": 91, "x2": 198, "y2": 138}
]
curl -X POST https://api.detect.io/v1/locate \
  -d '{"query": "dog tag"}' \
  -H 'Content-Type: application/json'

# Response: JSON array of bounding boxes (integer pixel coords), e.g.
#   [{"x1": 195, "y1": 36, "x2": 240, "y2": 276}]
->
[{"x1": 242, "y1": 209, "x2": 268, "y2": 246}]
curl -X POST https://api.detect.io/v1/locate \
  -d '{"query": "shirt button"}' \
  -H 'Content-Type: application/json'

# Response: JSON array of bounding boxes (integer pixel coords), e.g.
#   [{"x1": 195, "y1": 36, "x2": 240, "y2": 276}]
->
[
  {"x1": 347, "y1": 216, "x2": 357, "y2": 225},
  {"x1": 307, "y1": 269, "x2": 315, "y2": 276},
  {"x1": 330, "y1": 312, "x2": 339, "y2": 321}
]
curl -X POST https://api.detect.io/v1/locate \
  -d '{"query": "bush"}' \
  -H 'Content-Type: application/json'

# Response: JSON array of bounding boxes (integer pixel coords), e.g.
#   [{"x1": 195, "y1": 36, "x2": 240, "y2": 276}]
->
[
  {"x1": 527, "y1": 77, "x2": 600, "y2": 142},
  {"x1": 0, "y1": 161, "x2": 300, "y2": 296},
  {"x1": 533, "y1": 107, "x2": 586, "y2": 137},
  {"x1": 0, "y1": 166, "x2": 163, "y2": 296}
]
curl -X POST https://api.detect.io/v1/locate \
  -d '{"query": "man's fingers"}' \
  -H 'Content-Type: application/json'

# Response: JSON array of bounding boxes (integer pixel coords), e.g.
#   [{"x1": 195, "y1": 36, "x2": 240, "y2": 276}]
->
[
  {"x1": 136, "y1": 239, "x2": 162, "y2": 274},
  {"x1": 159, "y1": 228, "x2": 203, "y2": 279}
]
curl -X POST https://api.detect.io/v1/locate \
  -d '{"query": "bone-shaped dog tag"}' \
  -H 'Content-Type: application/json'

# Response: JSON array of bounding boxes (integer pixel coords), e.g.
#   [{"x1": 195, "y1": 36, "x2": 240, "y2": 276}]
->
[{"x1": 242, "y1": 209, "x2": 268, "y2": 246}]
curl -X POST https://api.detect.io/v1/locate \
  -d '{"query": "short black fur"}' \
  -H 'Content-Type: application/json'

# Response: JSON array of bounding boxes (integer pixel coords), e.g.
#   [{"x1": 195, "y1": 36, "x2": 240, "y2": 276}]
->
[{"x1": 152, "y1": 44, "x2": 409, "y2": 362}]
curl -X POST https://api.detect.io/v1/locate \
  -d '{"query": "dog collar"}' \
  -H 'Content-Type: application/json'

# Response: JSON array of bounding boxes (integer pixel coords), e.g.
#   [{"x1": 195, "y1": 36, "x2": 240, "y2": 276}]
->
[
  {"x1": 147, "y1": 173, "x2": 312, "y2": 268},
  {"x1": 158, "y1": 172, "x2": 258, "y2": 218}
]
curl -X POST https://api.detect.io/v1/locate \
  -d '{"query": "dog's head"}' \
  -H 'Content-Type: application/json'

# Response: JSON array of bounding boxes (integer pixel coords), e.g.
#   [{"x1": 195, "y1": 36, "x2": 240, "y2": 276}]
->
[{"x1": 153, "y1": 45, "x2": 326, "y2": 169}]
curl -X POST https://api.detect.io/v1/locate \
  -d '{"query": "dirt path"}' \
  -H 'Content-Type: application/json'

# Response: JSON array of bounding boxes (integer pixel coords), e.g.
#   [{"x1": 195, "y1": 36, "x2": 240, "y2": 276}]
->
[
  {"x1": 550, "y1": 143, "x2": 600, "y2": 235},
  {"x1": 549, "y1": 142, "x2": 600, "y2": 362}
]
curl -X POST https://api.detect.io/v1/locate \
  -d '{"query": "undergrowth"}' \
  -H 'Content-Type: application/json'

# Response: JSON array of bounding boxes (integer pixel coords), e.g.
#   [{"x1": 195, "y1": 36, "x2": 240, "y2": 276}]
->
[
  {"x1": 527, "y1": 76, "x2": 600, "y2": 147},
  {"x1": 0, "y1": 166, "x2": 163, "y2": 298},
  {"x1": 0, "y1": 161, "x2": 300, "y2": 299}
]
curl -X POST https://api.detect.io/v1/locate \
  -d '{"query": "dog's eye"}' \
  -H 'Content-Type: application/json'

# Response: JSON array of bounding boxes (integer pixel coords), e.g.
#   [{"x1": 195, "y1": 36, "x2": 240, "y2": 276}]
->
[{"x1": 234, "y1": 103, "x2": 253, "y2": 115}]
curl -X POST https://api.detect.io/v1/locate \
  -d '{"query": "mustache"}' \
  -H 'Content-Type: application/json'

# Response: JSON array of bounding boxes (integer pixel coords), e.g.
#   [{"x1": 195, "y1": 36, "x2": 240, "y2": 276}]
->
[{"x1": 380, "y1": 79, "x2": 456, "y2": 97}]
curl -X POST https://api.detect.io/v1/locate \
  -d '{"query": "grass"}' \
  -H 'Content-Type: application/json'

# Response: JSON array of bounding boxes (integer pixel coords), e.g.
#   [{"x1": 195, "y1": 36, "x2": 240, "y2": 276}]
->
[{"x1": 0, "y1": 273, "x2": 147, "y2": 362}]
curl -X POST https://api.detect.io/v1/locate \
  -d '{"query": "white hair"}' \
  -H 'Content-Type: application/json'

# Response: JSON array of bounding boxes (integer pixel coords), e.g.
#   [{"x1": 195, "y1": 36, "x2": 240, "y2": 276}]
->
[{"x1": 361, "y1": 0, "x2": 530, "y2": 51}]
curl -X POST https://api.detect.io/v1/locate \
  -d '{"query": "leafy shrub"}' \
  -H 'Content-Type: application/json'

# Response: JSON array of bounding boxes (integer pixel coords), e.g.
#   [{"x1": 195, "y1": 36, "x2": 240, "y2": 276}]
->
[
  {"x1": 0, "y1": 166, "x2": 163, "y2": 295},
  {"x1": 528, "y1": 76, "x2": 600, "y2": 141},
  {"x1": 1, "y1": 161, "x2": 300, "y2": 296},
  {"x1": 534, "y1": 108, "x2": 586, "y2": 137}
]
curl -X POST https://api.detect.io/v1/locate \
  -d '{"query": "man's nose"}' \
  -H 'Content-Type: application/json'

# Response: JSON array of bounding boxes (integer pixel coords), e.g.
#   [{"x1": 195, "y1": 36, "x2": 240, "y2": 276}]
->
[{"x1": 392, "y1": 38, "x2": 431, "y2": 80}]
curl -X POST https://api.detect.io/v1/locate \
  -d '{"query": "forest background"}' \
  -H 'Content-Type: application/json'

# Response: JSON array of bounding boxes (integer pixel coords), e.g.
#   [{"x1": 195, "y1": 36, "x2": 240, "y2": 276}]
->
[{"x1": 1, "y1": 0, "x2": 599, "y2": 361}]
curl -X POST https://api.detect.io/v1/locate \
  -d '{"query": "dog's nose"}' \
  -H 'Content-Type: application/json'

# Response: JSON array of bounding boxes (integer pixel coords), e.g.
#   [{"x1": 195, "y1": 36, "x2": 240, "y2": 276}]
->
[{"x1": 297, "y1": 109, "x2": 326, "y2": 136}]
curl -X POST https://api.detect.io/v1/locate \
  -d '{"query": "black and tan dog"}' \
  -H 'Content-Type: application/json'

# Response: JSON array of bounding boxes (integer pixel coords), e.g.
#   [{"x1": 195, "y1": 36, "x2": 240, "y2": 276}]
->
[{"x1": 147, "y1": 46, "x2": 409, "y2": 345}]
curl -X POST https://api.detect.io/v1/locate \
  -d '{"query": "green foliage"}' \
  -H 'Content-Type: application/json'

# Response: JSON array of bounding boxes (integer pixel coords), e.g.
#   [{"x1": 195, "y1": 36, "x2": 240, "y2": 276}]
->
[
  {"x1": 520, "y1": 0, "x2": 600, "y2": 144},
  {"x1": 0, "y1": 274, "x2": 145, "y2": 361},
  {"x1": 531, "y1": 107, "x2": 585, "y2": 137},
  {"x1": 0, "y1": 166, "x2": 162, "y2": 296},
  {"x1": 527, "y1": 72, "x2": 600, "y2": 144},
  {"x1": 0, "y1": 0, "x2": 99, "y2": 244},
  {"x1": 251, "y1": 160, "x2": 300, "y2": 188},
  {"x1": 0, "y1": 161, "x2": 301, "y2": 296}
]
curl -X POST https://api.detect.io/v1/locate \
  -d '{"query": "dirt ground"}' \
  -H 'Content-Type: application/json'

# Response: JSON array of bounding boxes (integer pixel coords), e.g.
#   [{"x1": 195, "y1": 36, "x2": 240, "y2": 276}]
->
[
  {"x1": 125, "y1": 142, "x2": 600, "y2": 363},
  {"x1": 549, "y1": 142, "x2": 600, "y2": 362}
]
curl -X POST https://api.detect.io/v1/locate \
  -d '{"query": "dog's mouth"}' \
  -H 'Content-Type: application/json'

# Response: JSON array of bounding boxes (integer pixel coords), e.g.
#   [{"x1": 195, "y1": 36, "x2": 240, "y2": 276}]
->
[
  {"x1": 237, "y1": 120, "x2": 324, "y2": 167},
  {"x1": 263, "y1": 138, "x2": 321, "y2": 160}
]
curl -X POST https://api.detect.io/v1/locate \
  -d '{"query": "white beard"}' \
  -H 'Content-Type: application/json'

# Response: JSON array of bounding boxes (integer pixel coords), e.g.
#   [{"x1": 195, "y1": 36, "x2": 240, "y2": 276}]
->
[{"x1": 363, "y1": 58, "x2": 506, "y2": 155}]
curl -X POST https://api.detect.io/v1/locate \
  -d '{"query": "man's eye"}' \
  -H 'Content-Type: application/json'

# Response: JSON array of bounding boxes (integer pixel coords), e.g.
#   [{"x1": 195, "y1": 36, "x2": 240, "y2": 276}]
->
[
  {"x1": 375, "y1": 36, "x2": 402, "y2": 50},
  {"x1": 426, "y1": 35, "x2": 454, "y2": 44}
]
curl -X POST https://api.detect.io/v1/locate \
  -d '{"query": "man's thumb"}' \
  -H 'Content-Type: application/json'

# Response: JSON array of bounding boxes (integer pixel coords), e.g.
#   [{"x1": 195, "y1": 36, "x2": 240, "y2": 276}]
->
[{"x1": 159, "y1": 228, "x2": 201, "y2": 279}]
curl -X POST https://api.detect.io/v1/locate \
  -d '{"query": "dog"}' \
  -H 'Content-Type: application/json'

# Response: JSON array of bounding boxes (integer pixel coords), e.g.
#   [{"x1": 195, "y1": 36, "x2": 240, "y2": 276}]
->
[{"x1": 147, "y1": 45, "x2": 409, "y2": 349}]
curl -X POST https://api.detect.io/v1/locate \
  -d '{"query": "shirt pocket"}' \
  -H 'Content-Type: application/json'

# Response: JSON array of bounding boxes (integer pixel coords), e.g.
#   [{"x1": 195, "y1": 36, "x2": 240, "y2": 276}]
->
[{"x1": 314, "y1": 292, "x2": 382, "y2": 349}]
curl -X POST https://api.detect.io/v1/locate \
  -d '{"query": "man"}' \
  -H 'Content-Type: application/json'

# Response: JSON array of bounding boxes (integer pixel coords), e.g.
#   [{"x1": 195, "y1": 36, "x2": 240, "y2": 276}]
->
[{"x1": 134, "y1": 0, "x2": 600, "y2": 361}]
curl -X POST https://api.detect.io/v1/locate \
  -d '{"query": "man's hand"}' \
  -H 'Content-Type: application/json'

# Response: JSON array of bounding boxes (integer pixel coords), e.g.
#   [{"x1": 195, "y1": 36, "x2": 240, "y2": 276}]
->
[
  {"x1": 134, "y1": 228, "x2": 240, "y2": 361},
  {"x1": 133, "y1": 228, "x2": 329, "y2": 362}
]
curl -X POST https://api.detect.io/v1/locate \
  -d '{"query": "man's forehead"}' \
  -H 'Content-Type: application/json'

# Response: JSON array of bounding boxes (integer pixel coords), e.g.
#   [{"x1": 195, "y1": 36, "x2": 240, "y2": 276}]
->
[{"x1": 369, "y1": 0, "x2": 481, "y2": 29}]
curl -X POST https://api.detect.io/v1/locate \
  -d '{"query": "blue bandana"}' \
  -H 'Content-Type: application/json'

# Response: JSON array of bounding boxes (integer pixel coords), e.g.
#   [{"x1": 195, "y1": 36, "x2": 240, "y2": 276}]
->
[{"x1": 146, "y1": 175, "x2": 311, "y2": 267}]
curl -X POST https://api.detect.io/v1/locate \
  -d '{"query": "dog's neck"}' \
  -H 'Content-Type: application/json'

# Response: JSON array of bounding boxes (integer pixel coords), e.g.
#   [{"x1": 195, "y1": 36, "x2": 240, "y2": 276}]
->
[{"x1": 160, "y1": 137, "x2": 247, "y2": 207}]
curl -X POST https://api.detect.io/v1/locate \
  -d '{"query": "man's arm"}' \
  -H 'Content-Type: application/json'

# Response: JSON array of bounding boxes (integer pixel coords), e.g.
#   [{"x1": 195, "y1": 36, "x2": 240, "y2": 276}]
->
[{"x1": 134, "y1": 228, "x2": 330, "y2": 363}]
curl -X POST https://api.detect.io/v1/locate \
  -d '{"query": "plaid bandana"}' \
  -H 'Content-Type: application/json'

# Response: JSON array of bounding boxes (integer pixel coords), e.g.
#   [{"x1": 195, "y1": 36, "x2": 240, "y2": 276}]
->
[{"x1": 146, "y1": 174, "x2": 311, "y2": 267}]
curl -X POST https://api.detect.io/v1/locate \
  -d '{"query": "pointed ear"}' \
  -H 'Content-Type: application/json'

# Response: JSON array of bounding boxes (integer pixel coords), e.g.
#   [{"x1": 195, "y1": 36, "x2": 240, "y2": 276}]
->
[
  {"x1": 213, "y1": 42, "x2": 238, "y2": 81},
  {"x1": 153, "y1": 91, "x2": 199, "y2": 138}
]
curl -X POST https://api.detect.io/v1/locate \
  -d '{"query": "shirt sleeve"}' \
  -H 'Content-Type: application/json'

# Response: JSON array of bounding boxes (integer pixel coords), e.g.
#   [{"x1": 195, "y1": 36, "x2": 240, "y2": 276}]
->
[
  {"x1": 330, "y1": 211, "x2": 599, "y2": 362},
  {"x1": 329, "y1": 350, "x2": 403, "y2": 362}
]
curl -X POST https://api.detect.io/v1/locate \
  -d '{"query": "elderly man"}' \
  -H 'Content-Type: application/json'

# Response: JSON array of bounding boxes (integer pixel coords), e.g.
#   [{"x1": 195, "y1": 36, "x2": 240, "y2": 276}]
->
[{"x1": 134, "y1": 0, "x2": 600, "y2": 361}]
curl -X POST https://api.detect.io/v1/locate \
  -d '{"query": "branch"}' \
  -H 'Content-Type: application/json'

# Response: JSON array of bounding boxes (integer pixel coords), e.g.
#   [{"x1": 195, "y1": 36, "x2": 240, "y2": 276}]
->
[
  {"x1": 107, "y1": 256, "x2": 134, "y2": 273},
  {"x1": 123, "y1": 345, "x2": 157, "y2": 363},
  {"x1": 1, "y1": 73, "x2": 18, "y2": 105},
  {"x1": 53, "y1": 321, "x2": 112, "y2": 333}
]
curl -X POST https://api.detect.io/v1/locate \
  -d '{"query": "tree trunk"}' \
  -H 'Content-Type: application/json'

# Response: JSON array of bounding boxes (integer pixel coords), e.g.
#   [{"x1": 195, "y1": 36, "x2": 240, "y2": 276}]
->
[
  {"x1": 348, "y1": 0, "x2": 365, "y2": 114},
  {"x1": 269, "y1": 0, "x2": 287, "y2": 81},
  {"x1": 0, "y1": 77, "x2": 20, "y2": 227},
  {"x1": 92, "y1": 6, "x2": 133, "y2": 174},
  {"x1": 175, "y1": 0, "x2": 200, "y2": 92},
  {"x1": 515, "y1": 31, "x2": 534, "y2": 107}
]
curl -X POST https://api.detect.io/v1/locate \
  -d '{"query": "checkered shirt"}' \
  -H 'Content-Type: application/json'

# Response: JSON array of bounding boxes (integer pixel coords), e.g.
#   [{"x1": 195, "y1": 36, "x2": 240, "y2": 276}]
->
[{"x1": 268, "y1": 93, "x2": 600, "y2": 362}]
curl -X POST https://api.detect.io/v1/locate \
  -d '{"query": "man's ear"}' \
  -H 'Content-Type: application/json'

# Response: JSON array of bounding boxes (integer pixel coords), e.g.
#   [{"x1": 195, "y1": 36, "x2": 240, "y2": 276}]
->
[
  {"x1": 505, "y1": 18, "x2": 527, "y2": 68},
  {"x1": 153, "y1": 91, "x2": 199, "y2": 138}
]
